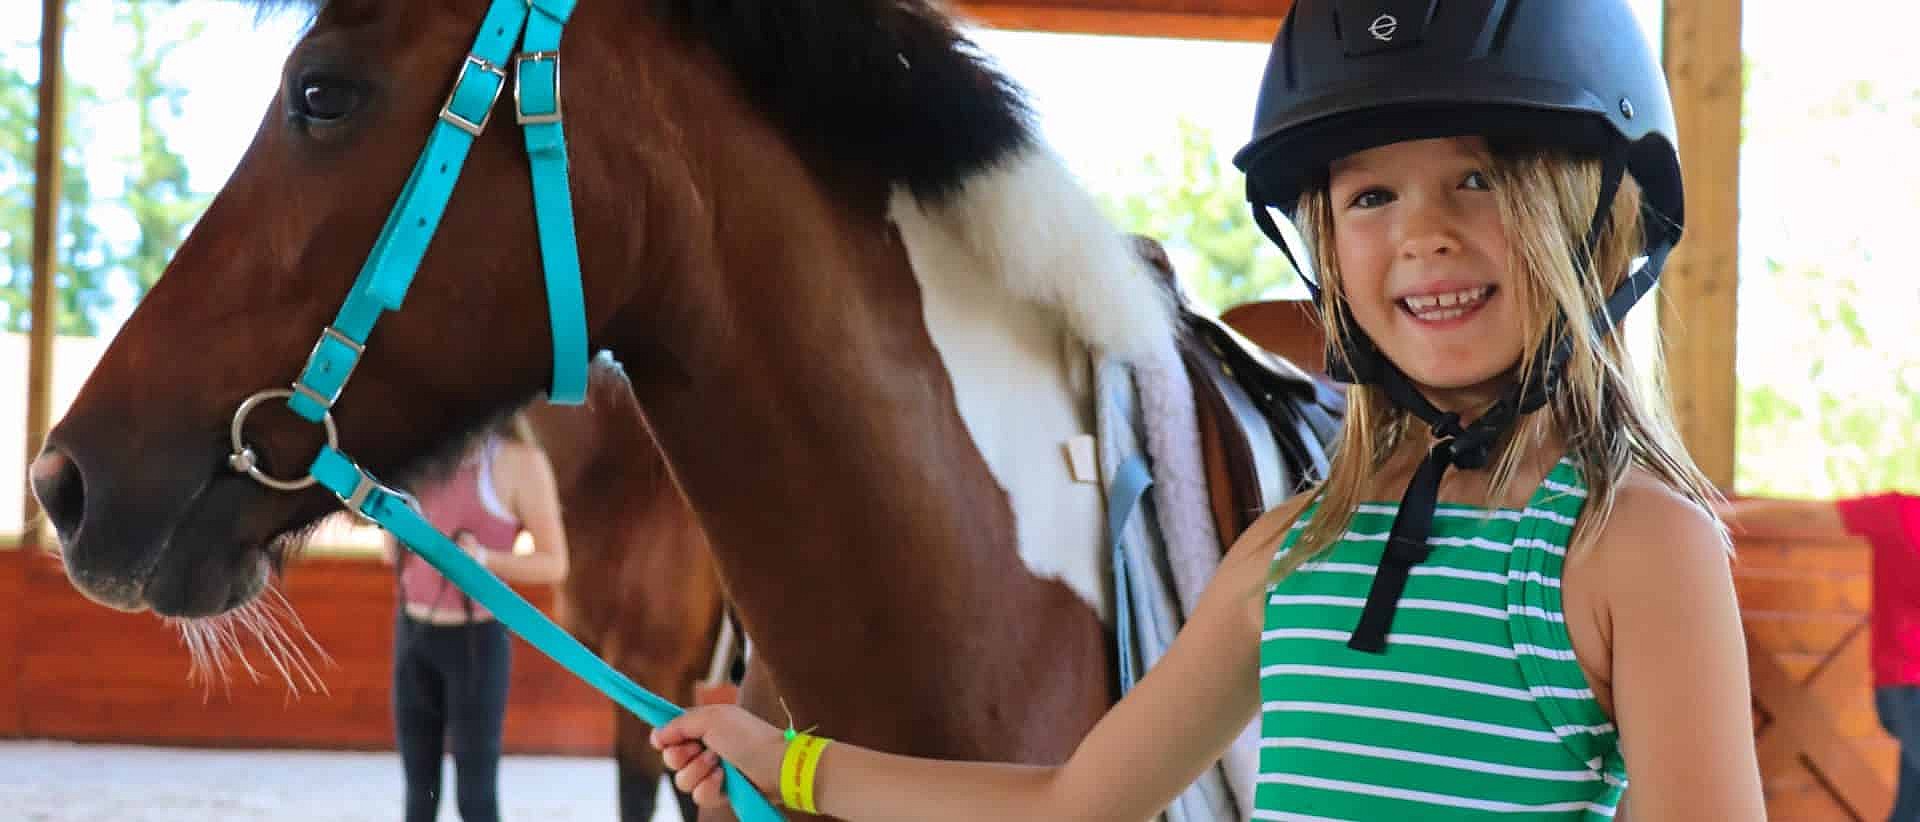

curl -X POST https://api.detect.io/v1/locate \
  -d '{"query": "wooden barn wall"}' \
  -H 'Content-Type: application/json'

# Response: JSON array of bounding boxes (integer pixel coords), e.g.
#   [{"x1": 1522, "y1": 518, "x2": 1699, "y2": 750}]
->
[
  {"x1": 1735, "y1": 534, "x2": 1894, "y2": 820},
  {"x1": 1, "y1": 549, "x2": 612, "y2": 756},
  {"x1": 1, "y1": 550, "x2": 23, "y2": 739}
]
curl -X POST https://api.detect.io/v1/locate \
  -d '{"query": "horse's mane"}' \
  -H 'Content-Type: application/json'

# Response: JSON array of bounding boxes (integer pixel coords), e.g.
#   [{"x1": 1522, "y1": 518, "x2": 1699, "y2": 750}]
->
[
  {"x1": 649, "y1": 2, "x2": 1035, "y2": 203},
  {"x1": 246, "y1": 0, "x2": 1035, "y2": 204}
]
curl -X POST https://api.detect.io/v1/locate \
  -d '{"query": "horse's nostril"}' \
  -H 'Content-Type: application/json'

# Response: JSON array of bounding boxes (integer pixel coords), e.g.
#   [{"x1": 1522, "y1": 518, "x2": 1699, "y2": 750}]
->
[{"x1": 29, "y1": 446, "x2": 85, "y2": 541}]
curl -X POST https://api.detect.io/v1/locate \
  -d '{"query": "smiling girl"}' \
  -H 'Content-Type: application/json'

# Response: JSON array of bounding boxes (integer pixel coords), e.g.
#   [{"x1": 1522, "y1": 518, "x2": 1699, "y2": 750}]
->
[{"x1": 648, "y1": 2, "x2": 1766, "y2": 819}]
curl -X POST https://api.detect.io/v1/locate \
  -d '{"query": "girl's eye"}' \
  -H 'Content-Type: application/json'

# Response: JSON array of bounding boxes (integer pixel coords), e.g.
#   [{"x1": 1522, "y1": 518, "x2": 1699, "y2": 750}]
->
[
  {"x1": 1350, "y1": 188, "x2": 1393, "y2": 209},
  {"x1": 1461, "y1": 170, "x2": 1492, "y2": 191}
]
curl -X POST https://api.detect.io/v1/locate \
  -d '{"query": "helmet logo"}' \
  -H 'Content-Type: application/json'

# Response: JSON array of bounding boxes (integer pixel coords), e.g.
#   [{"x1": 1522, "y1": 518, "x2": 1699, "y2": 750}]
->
[
  {"x1": 1336, "y1": 1, "x2": 1433, "y2": 56},
  {"x1": 1368, "y1": 13, "x2": 1400, "y2": 42}
]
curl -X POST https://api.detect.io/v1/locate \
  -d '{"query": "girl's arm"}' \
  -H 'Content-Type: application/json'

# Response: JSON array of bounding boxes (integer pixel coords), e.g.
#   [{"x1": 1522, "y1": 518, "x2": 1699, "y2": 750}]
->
[
  {"x1": 654, "y1": 495, "x2": 1312, "y2": 821},
  {"x1": 480, "y1": 441, "x2": 569, "y2": 585},
  {"x1": 1601, "y1": 479, "x2": 1766, "y2": 819},
  {"x1": 1713, "y1": 496, "x2": 1849, "y2": 542}
]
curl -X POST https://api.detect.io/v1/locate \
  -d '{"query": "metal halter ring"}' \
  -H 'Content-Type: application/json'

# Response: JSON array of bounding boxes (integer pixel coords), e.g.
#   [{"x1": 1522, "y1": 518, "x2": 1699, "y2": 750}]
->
[{"x1": 228, "y1": 388, "x2": 339, "y2": 491}]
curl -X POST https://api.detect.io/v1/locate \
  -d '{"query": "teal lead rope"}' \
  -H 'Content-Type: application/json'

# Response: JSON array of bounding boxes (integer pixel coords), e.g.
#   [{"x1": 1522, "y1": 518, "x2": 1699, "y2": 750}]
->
[{"x1": 316, "y1": 448, "x2": 781, "y2": 821}]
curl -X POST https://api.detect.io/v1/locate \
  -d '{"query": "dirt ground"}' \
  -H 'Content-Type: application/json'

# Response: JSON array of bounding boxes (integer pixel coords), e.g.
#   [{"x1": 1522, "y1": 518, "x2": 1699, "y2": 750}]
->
[{"x1": 0, "y1": 739, "x2": 685, "y2": 821}]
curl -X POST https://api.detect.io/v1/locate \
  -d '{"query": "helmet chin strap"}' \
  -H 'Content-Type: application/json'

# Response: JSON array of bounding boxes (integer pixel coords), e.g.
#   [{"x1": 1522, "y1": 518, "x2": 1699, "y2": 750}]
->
[{"x1": 1253, "y1": 145, "x2": 1673, "y2": 652}]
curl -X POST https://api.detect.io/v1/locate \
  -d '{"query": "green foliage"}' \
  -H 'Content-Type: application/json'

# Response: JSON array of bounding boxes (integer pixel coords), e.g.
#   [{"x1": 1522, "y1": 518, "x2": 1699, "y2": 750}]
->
[
  {"x1": 1730, "y1": 63, "x2": 1920, "y2": 497},
  {"x1": 0, "y1": 45, "x2": 113, "y2": 335},
  {"x1": 0, "y1": 1, "x2": 208, "y2": 337},
  {"x1": 1733, "y1": 255, "x2": 1920, "y2": 497},
  {"x1": 119, "y1": 2, "x2": 209, "y2": 295},
  {"x1": 1096, "y1": 116, "x2": 1300, "y2": 313}
]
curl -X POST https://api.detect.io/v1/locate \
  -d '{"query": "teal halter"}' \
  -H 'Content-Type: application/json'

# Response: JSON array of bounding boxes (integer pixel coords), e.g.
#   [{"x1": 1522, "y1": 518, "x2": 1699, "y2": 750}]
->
[{"x1": 223, "y1": 2, "x2": 780, "y2": 818}]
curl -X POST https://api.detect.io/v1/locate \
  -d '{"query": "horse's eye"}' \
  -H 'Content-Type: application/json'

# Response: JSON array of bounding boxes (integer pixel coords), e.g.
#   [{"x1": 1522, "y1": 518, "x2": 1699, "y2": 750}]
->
[{"x1": 298, "y1": 79, "x2": 361, "y2": 122}]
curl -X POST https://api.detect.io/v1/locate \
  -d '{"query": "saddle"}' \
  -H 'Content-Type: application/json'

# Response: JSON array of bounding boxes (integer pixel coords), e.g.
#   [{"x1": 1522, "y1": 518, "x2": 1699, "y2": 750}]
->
[{"x1": 1129, "y1": 236, "x2": 1346, "y2": 547}]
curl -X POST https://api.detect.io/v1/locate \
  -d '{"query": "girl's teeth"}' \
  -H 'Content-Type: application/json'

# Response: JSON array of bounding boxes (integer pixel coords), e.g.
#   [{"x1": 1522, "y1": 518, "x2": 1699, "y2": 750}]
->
[{"x1": 1404, "y1": 286, "x2": 1489, "y2": 316}]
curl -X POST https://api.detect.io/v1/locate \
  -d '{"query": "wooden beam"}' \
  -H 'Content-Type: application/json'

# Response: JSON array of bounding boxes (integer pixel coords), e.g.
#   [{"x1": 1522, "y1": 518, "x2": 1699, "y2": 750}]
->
[
  {"x1": 1658, "y1": 0, "x2": 1742, "y2": 488},
  {"x1": 23, "y1": 0, "x2": 65, "y2": 553},
  {"x1": 952, "y1": 1, "x2": 1290, "y2": 42}
]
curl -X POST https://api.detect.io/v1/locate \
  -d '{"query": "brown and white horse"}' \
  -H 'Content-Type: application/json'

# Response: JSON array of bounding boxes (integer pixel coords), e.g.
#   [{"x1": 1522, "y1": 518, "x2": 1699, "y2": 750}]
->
[{"x1": 29, "y1": 1, "x2": 1327, "y2": 818}]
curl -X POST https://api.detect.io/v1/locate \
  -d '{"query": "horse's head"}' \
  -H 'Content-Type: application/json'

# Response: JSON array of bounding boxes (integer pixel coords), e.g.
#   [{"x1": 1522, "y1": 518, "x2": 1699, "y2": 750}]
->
[
  {"x1": 30, "y1": 0, "x2": 674, "y2": 617},
  {"x1": 33, "y1": 0, "x2": 1151, "y2": 626}
]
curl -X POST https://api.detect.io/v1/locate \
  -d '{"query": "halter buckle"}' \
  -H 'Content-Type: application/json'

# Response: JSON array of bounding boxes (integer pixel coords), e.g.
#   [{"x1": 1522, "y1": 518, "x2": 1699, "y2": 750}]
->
[
  {"x1": 337, "y1": 466, "x2": 419, "y2": 525},
  {"x1": 292, "y1": 326, "x2": 364, "y2": 412},
  {"x1": 513, "y1": 51, "x2": 563, "y2": 125},
  {"x1": 439, "y1": 54, "x2": 508, "y2": 137}
]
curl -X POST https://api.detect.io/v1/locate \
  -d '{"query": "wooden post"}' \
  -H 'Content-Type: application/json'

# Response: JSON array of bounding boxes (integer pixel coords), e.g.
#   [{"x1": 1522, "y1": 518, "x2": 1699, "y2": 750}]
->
[
  {"x1": 1659, "y1": 0, "x2": 1742, "y2": 489},
  {"x1": 951, "y1": 1, "x2": 1290, "y2": 42},
  {"x1": 23, "y1": 0, "x2": 66, "y2": 553}
]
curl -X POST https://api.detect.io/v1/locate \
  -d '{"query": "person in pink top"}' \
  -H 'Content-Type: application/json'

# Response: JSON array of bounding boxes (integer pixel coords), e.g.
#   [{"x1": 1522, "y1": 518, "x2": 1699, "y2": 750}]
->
[
  {"x1": 380, "y1": 411, "x2": 570, "y2": 822},
  {"x1": 1717, "y1": 492, "x2": 1920, "y2": 820}
]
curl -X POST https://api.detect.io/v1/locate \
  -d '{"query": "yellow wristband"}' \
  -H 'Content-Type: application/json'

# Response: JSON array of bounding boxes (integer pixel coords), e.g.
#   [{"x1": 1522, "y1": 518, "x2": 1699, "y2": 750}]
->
[
  {"x1": 780, "y1": 733, "x2": 808, "y2": 810},
  {"x1": 796, "y1": 736, "x2": 831, "y2": 813},
  {"x1": 780, "y1": 732, "x2": 832, "y2": 813}
]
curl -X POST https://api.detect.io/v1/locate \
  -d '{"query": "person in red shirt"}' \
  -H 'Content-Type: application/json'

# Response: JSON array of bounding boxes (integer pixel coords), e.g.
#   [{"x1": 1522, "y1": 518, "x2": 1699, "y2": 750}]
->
[
  {"x1": 380, "y1": 412, "x2": 570, "y2": 822},
  {"x1": 1718, "y1": 492, "x2": 1920, "y2": 821}
]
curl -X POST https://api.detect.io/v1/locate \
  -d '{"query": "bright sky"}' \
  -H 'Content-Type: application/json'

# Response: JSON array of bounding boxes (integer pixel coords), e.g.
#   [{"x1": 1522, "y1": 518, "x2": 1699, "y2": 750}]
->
[{"x1": 12, "y1": 0, "x2": 1920, "y2": 496}]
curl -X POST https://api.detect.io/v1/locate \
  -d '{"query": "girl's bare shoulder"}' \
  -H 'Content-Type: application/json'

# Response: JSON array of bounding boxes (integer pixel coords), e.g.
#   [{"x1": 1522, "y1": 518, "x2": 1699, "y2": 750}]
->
[{"x1": 1582, "y1": 467, "x2": 1733, "y2": 614}]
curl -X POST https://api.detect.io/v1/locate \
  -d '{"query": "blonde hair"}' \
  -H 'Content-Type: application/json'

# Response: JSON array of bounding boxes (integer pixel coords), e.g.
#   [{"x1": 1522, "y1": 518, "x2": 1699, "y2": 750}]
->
[{"x1": 1271, "y1": 143, "x2": 1722, "y2": 583}]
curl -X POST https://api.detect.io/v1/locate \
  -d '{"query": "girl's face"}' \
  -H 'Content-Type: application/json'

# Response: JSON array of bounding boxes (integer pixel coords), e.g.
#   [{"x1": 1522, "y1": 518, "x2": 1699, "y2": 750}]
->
[{"x1": 1328, "y1": 136, "x2": 1523, "y2": 410}]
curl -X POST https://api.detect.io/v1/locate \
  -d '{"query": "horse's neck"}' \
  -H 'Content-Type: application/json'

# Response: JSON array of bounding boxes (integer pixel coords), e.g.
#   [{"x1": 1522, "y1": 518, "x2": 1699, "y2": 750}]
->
[
  {"x1": 577, "y1": 38, "x2": 1137, "y2": 752},
  {"x1": 612, "y1": 176, "x2": 1114, "y2": 757},
  {"x1": 625, "y1": 208, "x2": 1055, "y2": 613}
]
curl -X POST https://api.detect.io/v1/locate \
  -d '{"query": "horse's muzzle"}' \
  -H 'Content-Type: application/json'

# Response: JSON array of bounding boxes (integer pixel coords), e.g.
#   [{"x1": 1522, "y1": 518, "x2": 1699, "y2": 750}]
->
[{"x1": 32, "y1": 444, "x2": 150, "y2": 612}]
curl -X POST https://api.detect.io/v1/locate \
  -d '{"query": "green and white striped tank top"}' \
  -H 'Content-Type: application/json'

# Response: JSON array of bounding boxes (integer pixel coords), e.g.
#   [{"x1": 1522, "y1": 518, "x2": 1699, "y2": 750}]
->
[{"x1": 1256, "y1": 458, "x2": 1623, "y2": 820}]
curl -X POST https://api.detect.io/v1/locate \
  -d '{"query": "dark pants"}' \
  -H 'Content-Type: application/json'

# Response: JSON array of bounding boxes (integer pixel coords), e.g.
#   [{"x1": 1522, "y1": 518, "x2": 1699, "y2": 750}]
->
[
  {"x1": 394, "y1": 614, "x2": 512, "y2": 822},
  {"x1": 1877, "y1": 685, "x2": 1920, "y2": 821}
]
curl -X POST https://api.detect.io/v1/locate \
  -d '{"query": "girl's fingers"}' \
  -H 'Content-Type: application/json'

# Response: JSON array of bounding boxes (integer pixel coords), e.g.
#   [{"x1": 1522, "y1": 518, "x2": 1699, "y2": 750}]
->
[
  {"x1": 661, "y1": 741, "x2": 706, "y2": 771},
  {"x1": 650, "y1": 708, "x2": 718, "y2": 749},
  {"x1": 674, "y1": 750, "x2": 722, "y2": 795},
  {"x1": 650, "y1": 723, "x2": 690, "y2": 748},
  {"x1": 693, "y1": 758, "x2": 730, "y2": 808},
  {"x1": 648, "y1": 707, "x2": 760, "y2": 807}
]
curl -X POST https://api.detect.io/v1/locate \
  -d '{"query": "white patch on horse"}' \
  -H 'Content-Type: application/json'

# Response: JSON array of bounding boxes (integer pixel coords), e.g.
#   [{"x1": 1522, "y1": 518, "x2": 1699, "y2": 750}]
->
[{"x1": 888, "y1": 143, "x2": 1175, "y2": 622}]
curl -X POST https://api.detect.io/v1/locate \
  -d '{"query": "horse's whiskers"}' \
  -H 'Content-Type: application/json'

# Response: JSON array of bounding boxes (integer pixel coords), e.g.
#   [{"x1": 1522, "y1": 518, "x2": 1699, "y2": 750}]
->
[
  {"x1": 255, "y1": 586, "x2": 335, "y2": 696},
  {"x1": 168, "y1": 617, "x2": 234, "y2": 702},
  {"x1": 167, "y1": 586, "x2": 334, "y2": 698}
]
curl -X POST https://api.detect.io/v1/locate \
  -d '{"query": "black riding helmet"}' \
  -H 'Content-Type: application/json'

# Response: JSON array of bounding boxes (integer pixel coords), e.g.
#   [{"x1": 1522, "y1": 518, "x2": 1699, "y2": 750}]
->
[{"x1": 1231, "y1": 0, "x2": 1685, "y2": 652}]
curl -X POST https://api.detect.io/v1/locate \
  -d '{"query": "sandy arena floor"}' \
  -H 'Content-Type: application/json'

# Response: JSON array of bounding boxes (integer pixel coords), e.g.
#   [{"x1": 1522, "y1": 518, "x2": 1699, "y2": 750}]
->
[{"x1": 0, "y1": 739, "x2": 685, "y2": 821}]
